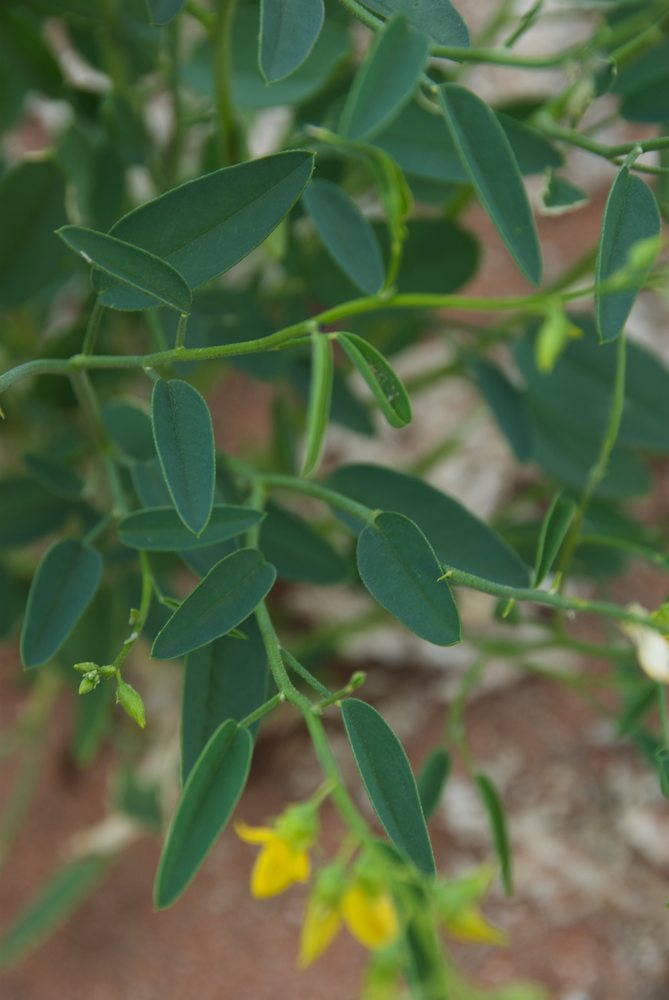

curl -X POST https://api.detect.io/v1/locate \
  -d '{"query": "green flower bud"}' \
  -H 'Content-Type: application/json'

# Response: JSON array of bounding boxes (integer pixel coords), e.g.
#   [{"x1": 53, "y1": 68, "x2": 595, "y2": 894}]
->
[
  {"x1": 73, "y1": 661, "x2": 99, "y2": 674},
  {"x1": 116, "y1": 681, "x2": 146, "y2": 729}
]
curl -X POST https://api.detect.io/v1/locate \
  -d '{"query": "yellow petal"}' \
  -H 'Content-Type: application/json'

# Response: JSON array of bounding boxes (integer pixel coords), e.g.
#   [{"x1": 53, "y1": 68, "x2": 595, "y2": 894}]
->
[
  {"x1": 445, "y1": 907, "x2": 507, "y2": 946},
  {"x1": 235, "y1": 821, "x2": 276, "y2": 845},
  {"x1": 251, "y1": 837, "x2": 311, "y2": 898},
  {"x1": 342, "y1": 885, "x2": 399, "y2": 951},
  {"x1": 298, "y1": 898, "x2": 342, "y2": 968}
]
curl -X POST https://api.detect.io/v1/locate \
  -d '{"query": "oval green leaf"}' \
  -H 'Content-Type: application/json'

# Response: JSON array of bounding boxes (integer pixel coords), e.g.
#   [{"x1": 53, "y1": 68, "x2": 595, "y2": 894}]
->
[
  {"x1": 341, "y1": 698, "x2": 435, "y2": 875},
  {"x1": 154, "y1": 719, "x2": 253, "y2": 908},
  {"x1": 329, "y1": 463, "x2": 530, "y2": 587},
  {"x1": 303, "y1": 178, "x2": 385, "y2": 295},
  {"x1": 152, "y1": 378, "x2": 215, "y2": 535},
  {"x1": 437, "y1": 84, "x2": 542, "y2": 286},
  {"x1": 357, "y1": 511, "x2": 460, "y2": 646},
  {"x1": 340, "y1": 14, "x2": 430, "y2": 141},
  {"x1": 337, "y1": 332, "x2": 412, "y2": 428},
  {"x1": 118, "y1": 505, "x2": 263, "y2": 551},
  {"x1": 152, "y1": 548, "x2": 276, "y2": 660},
  {"x1": 259, "y1": 0, "x2": 324, "y2": 82},
  {"x1": 94, "y1": 151, "x2": 314, "y2": 309},
  {"x1": 20, "y1": 540, "x2": 103, "y2": 668},
  {"x1": 301, "y1": 331, "x2": 333, "y2": 477},
  {"x1": 595, "y1": 163, "x2": 660, "y2": 343},
  {"x1": 182, "y1": 629, "x2": 268, "y2": 780},
  {"x1": 57, "y1": 225, "x2": 192, "y2": 313},
  {"x1": 417, "y1": 748, "x2": 451, "y2": 821},
  {"x1": 533, "y1": 492, "x2": 577, "y2": 586},
  {"x1": 362, "y1": 0, "x2": 470, "y2": 47}
]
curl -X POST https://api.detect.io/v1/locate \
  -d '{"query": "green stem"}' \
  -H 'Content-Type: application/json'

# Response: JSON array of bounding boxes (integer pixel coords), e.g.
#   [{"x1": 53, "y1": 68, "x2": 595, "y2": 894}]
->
[
  {"x1": 165, "y1": 19, "x2": 184, "y2": 187},
  {"x1": 659, "y1": 685, "x2": 669, "y2": 746},
  {"x1": 537, "y1": 120, "x2": 669, "y2": 176},
  {"x1": 81, "y1": 300, "x2": 105, "y2": 355},
  {"x1": 185, "y1": 0, "x2": 214, "y2": 29},
  {"x1": 112, "y1": 551, "x2": 154, "y2": 672},
  {"x1": 239, "y1": 693, "x2": 285, "y2": 729},
  {"x1": 258, "y1": 473, "x2": 376, "y2": 524},
  {"x1": 212, "y1": 0, "x2": 239, "y2": 165},
  {"x1": 174, "y1": 312, "x2": 189, "y2": 350}
]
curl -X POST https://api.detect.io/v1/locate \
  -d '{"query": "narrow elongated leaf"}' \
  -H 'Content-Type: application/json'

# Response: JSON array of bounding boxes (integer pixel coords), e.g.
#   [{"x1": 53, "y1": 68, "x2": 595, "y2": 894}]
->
[
  {"x1": 154, "y1": 720, "x2": 253, "y2": 907},
  {"x1": 303, "y1": 179, "x2": 385, "y2": 295},
  {"x1": 357, "y1": 512, "x2": 460, "y2": 646},
  {"x1": 337, "y1": 332, "x2": 412, "y2": 428},
  {"x1": 476, "y1": 773, "x2": 512, "y2": 895},
  {"x1": 118, "y1": 505, "x2": 263, "y2": 551},
  {"x1": 182, "y1": 629, "x2": 268, "y2": 780},
  {"x1": 94, "y1": 151, "x2": 314, "y2": 309},
  {"x1": 146, "y1": 0, "x2": 186, "y2": 25},
  {"x1": 342, "y1": 698, "x2": 435, "y2": 875},
  {"x1": 472, "y1": 359, "x2": 532, "y2": 462},
  {"x1": 329, "y1": 464, "x2": 529, "y2": 587},
  {"x1": 152, "y1": 548, "x2": 276, "y2": 659},
  {"x1": 152, "y1": 379, "x2": 215, "y2": 535},
  {"x1": 301, "y1": 331, "x2": 333, "y2": 477},
  {"x1": 340, "y1": 14, "x2": 429, "y2": 141},
  {"x1": 595, "y1": 164, "x2": 660, "y2": 342},
  {"x1": 437, "y1": 84, "x2": 542, "y2": 286},
  {"x1": 260, "y1": 0, "x2": 324, "y2": 82},
  {"x1": 21, "y1": 540, "x2": 103, "y2": 669},
  {"x1": 0, "y1": 857, "x2": 110, "y2": 969},
  {"x1": 533, "y1": 493, "x2": 576, "y2": 586},
  {"x1": 260, "y1": 501, "x2": 348, "y2": 584},
  {"x1": 363, "y1": 0, "x2": 470, "y2": 47},
  {"x1": 417, "y1": 748, "x2": 451, "y2": 821},
  {"x1": 57, "y1": 225, "x2": 192, "y2": 313}
]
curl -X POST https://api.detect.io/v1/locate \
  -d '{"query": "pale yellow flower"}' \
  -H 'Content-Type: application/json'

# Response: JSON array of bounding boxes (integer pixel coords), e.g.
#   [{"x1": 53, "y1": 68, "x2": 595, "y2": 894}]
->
[
  {"x1": 299, "y1": 896, "x2": 342, "y2": 967},
  {"x1": 444, "y1": 906, "x2": 507, "y2": 946},
  {"x1": 235, "y1": 821, "x2": 311, "y2": 898},
  {"x1": 621, "y1": 604, "x2": 669, "y2": 683},
  {"x1": 341, "y1": 882, "x2": 400, "y2": 951}
]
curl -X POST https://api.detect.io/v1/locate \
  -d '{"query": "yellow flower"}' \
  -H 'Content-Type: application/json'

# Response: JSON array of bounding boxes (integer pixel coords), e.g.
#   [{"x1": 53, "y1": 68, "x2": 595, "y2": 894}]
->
[
  {"x1": 444, "y1": 906, "x2": 507, "y2": 946},
  {"x1": 621, "y1": 604, "x2": 669, "y2": 683},
  {"x1": 235, "y1": 820, "x2": 311, "y2": 898},
  {"x1": 299, "y1": 896, "x2": 342, "y2": 968},
  {"x1": 341, "y1": 882, "x2": 399, "y2": 951}
]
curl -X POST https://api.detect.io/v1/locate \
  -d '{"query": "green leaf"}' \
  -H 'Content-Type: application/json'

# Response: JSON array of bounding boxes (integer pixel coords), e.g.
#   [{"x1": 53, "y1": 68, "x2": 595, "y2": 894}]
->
[
  {"x1": 0, "y1": 857, "x2": 110, "y2": 970},
  {"x1": 0, "y1": 159, "x2": 70, "y2": 307},
  {"x1": 152, "y1": 548, "x2": 276, "y2": 659},
  {"x1": 260, "y1": 501, "x2": 348, "y2": 584},
  {"x1": 656, "y1": 747, "x2": 669, "y2": 799},
  {"x1": 393, "y1": 219, "x2": 480, "y2": 294},
  {"x1": 154, "y1": 719, "x2": 253, "y2": 908},
  {"x1": 182, "y1": 629, "x2": 268, "y2": 780},
  {"x1": 329, "y1": 464, "x2": 530, "y2": 587},
  {"x1": 595, "y1": 163, "x2": 660, "y2": 343},
  {"x1": 259, "y1": 0, "x2": 324, "y2": 82},
  {"x1": 533, "y1": 493, "x2": 577, "y2": 586},
  {"x1": 340, "y1": 14, "x2": 430, "y2": 141},
  {"x1": 301, "y1": 331, "x2": 334, "y2": 478},
  {"x1": 118, "y1": 505, "x2": 263, "y2": 551},
  {"x1": 357, "y1": 511, "x2": 461, "y2": 646},
  {"x1": 57, "y1": 225, "x2": 192, "y2": 314},
  {"x1": 541, "y1": 171, "x2": 588, "y2": 214},
  {"x1": 337, "y1": 332, "x2": 412, "y2": 428},
  {"x1": 374, "y1": 101, "x2": 561, "y2": 184},
  {"x1": 476, "y1": 773, "x2": 512, "y2": 896},
  {"x1": 615, "y1": 41, "x2": 669, "y2": 123},
  {"x1": 303, "y1": 178, "x2": 385, "y2": 295},
  {"x1": 20, "y1": 540, "x2": 103, "y2": 669},
  {"x1": 472, "y1": 359, "x2": 532, "y2": 463},
  {"x1": 23, "y1": 453, "x2": 84, "y2": 498},
  {"x1": 102, "y1": 401, "x2": 155, "y2": 462},
  {"x1": 152, "y1": 379, "x2": 215, "y2": 535},
  {"x1": 146, "y1": 0, "x2": 185, "y2": 25},
  {"x1": 132, "y1": 457, "x2": 174, "y2": 508},
  {"x1": 417, "y1": 748, "x2": 451, "y2": 821},
  {"x1": 341, "y1": 698, "x2": 435, "y2": 875},
  {"x1": 93, "y1": 151, "x2": 314, "y2": 309},
  {"x1": 437, "y1": 85, "x2": 542, "y2": 285},
  {"x1": 362, "y1": 0, "x2": 470, "y2": 47}
]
